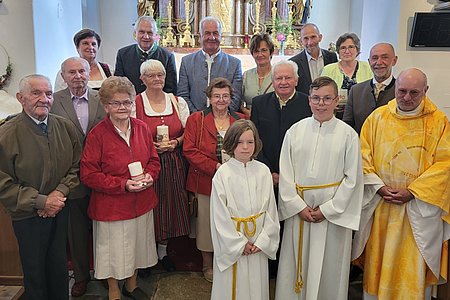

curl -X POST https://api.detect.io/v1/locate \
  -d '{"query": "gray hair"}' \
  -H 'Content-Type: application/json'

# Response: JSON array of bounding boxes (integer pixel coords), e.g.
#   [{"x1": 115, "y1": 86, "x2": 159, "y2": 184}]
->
[
  {"x1": 300, "y1": 23, "x2": 321, "y2": 35},
  {"x1": 134, "y1": 16, "x2": 157, "y2": 32},
  {"x1": 140, "y1": 59, "x2": 166, "y2": 75},
  {"x1": 61, "y1": 57, "x2": 90, "y2": 73},
  {"x1": 336, "y1": 32, "x2": 361, "y2": 53},
  {"x1": 272, "y1": 60, "x2": 299, "y2": 80},
  {"x1": 19, "y1": 74, "x2": 51, "y2": 94},
  {"x1": 199, "y1": 16, "x2": 222, "y2": 36}
]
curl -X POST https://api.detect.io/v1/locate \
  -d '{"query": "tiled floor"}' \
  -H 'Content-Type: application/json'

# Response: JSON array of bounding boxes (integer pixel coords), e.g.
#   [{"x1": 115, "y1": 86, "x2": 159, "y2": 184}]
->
[{"x1": 69, "y1": 270, "x2": 362, "y2": 300}]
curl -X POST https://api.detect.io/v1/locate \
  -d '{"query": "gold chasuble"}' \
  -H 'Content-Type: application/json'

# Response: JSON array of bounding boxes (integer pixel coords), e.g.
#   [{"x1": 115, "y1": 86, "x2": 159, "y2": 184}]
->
[{"x1": 354, "y1": 97, "x2": 450, "y2": 299}]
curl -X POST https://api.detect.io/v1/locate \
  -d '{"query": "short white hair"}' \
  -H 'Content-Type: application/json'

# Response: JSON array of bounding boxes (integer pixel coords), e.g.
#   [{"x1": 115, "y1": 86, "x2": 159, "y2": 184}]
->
[
  {"x1": 61, "y1": 57, "x2": 90, "y2": 73},
  {"x1": 134, "y1": 16, "x2": 157, "y2": 32},
  {"x1": 272, "y1": 60, "x2": 299, "y2": 80},
  {"x1": 140, "y1": 59, "x2": 166, "y2": 75},
  {"x1": 199, "y1": 16, "x2": 222, "y2": 36},
  {"x1": 19, "y1": 74, "x2": 51, "y2": 94}
]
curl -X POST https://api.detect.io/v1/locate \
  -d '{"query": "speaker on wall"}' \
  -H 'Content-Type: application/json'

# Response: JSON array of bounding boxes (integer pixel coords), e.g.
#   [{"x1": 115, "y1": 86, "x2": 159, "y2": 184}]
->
[{"x1": 409, "y1": 12, "x2": 450, "y2": 47}]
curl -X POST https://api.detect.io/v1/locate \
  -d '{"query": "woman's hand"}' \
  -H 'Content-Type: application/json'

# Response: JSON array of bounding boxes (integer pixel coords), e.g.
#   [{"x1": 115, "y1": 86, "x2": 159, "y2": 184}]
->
[
  {"x1": 126, "y1": 173, "x2": 153, "y2": 192},
  {"x1": 154, "y1": 140, "x2": 178, "y2": 153}
]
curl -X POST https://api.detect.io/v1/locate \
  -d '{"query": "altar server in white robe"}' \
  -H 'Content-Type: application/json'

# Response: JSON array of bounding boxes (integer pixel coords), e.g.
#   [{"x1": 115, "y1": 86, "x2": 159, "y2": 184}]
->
[
  {"x1": 210, "y1": 119, "x2": 280, "y2": 300},
  {"x1": 275, "y1": 76, "x2": 363, "y2": 300}
]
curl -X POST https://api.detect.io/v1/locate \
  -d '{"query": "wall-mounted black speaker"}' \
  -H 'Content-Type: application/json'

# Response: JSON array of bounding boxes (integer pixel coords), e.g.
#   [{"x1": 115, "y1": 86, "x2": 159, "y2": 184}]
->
[{"x1": 409, "y1": 12, "x2": 450, "y2": 47}]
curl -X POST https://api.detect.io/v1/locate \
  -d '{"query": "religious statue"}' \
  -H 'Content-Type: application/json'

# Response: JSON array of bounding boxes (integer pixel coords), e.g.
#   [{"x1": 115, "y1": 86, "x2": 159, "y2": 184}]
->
[
  {"x1": 210, "y1": 0, "x2": 233, "y2": 33},
  {"x1": 137, "y1": 0, "x2": 154, "y2": 17}
]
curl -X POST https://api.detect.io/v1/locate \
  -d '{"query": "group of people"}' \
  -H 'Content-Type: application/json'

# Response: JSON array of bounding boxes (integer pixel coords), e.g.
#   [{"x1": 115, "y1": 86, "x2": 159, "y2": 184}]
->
[{"x1": 0, "y1": 13, "x2": 449, "y2": 300}]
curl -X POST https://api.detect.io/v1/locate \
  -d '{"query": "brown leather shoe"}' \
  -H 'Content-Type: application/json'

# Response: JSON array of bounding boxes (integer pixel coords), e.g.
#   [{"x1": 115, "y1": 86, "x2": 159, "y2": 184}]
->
[{"x1": 71, "y1": 279, "x2": 89, "y2": 297}]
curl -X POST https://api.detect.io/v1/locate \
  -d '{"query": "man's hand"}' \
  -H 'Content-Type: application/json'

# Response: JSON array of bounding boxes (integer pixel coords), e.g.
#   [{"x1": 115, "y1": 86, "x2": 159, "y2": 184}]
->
[
  {"x1": 298, "y1": 206, "x2": 315, "y2": 222},
  {"x1": 272, "y1": 173, "x2": 279, "y2": 187},
  {"x1": 378, "y1": 186, "x2": 414, "y2": 205},
  {"x1": 311, "y1": 207, "x2": 325, "y2": 223},
  {"x1": 38, "y1": 190, "x2": 66, "y2": 218}
]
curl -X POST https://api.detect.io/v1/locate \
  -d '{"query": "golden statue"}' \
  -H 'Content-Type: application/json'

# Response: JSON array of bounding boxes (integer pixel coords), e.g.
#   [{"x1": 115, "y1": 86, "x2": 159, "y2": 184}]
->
[
  {"x1": 210, "y1": 0, "x2": 233, "y2": 33},
  {"x1": 137, "y1": 0, "x2": 153, "y2": 17}
]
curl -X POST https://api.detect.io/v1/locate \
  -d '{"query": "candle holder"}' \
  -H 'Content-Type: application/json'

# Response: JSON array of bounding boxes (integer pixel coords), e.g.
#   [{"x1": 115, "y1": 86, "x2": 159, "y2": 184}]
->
[
  {"x1": 161, "y1": 1, "x2": 176, "y2": 47},
  {"x1": 179, "y1": 0, "x2": 194, "y2": 47}
]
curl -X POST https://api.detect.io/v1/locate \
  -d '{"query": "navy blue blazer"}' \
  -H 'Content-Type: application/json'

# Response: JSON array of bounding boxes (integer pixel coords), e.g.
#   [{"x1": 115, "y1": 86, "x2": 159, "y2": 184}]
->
[
  {"x1": 251, "y1": 91, "x2": 312, "y2": 174},
  {"x1": 290, "y1": 49, "x2": 338, "y2": 95},
  {"x1": 114, "y1": 44, "x2": 177, "y2": 95}
]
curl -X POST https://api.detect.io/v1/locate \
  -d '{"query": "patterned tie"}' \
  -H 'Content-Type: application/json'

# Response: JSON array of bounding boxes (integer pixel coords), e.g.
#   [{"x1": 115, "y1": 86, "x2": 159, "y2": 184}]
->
[
  {"x1": 374, "y1": 83, "x2": 386, "y2": 99},
  {"x1": 39, "y1": 122, "x2": 48, "y2": 134}
]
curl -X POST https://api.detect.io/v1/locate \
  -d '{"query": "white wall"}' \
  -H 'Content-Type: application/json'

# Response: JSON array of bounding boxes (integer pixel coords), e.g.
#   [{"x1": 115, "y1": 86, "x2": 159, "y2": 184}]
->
[
  {"x1": 33, "y1": 0, "x2": 82, "y2": 86},
  {"x1": 97, "y1": 0, "x2": 137, "y2": 69},
  {"x1": 0, "y1": 0, "x2": 36, "y2": 95},
  {"x1": 396, "y1": 0, "x2": 450, "y2": 116},
  {"x1": 308, "y1": 0, "x2": 352, "y2": 49}
]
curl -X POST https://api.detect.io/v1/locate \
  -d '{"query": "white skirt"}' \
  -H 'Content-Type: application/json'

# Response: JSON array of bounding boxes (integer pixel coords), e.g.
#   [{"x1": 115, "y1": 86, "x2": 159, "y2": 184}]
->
[{"x1": 93, "y1": 210, "x2": 158, "y2": 280}]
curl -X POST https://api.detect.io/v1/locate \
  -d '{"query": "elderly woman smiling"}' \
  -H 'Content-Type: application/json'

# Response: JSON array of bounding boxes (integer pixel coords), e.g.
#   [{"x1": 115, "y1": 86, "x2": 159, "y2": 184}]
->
[
  {"x1": 183, "y1": 77, "x2": 246, "y2": 282},
  {"x1": 81, "y1": 76, "x2": 160, "y2": 300},
  {"x1": 321, "y1": 32, "x2": 372, "y2": 118},
  {"x1": 133, "y1": 59, "x2": 191, "y2": 273}
]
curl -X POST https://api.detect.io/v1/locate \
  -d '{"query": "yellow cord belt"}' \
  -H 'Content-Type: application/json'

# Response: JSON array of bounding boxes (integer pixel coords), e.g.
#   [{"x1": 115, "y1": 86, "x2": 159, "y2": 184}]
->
[
  {"x1": 230, "y1": 211, "x2": 265, "y2": 300},
  {"x1": 294, "y1": 181, "x2": 342, "y2": 294}
]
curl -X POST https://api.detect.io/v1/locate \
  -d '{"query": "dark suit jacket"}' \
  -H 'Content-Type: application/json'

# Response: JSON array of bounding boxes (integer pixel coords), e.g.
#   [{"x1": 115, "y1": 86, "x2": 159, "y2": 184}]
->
[
  {"x1": 251, "y1": 91, "x2": 312, "y2": 174},
  {"x1": 114, "y1": 44, "x2": 177, "y2": 95},
  {"x1": 51, "y1": 87, "x2": 106, "y2": 199},
  {"x1": 290, "y1": 49, "x2": 338, "y2": 95},
  {"x1": 343, "y1": 78, "x2": 396, "y2": 134}
]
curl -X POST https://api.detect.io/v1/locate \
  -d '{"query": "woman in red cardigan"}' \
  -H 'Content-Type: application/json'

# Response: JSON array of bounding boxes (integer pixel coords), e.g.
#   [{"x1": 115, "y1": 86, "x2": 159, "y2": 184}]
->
[
  {"x1": 183, "y1": 77, "x2": 246, "y2": 282},
  {"x1": 81, "y1": 76, "x2": 160, "y2": 300}
]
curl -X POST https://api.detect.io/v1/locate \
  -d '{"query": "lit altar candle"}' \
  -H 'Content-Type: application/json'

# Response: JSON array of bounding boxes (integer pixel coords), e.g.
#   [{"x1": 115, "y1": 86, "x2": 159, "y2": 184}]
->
[{"x1": 156, "y1": 125, "x2": 170, "y2": 146}]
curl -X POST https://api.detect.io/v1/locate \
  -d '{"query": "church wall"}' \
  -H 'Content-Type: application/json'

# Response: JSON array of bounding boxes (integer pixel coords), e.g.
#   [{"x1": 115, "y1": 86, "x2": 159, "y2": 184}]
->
[
  {"x1": 0, "y1": 0, "x2": 36, "y2": 95},
  {"x1": 395, "y1": 0, "x2": 450, "y2": 117},
  {"x1": 33, "y1": 0, "x2": 82, "y2": 86}
]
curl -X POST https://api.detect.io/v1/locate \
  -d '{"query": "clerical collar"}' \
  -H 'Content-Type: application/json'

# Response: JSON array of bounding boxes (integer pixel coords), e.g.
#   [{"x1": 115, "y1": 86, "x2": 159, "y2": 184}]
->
[
  {"x1": 202, "y1": 49, "x2": 221, "y2": 60},
  {"x1": 372, "y1": 74, "x2": 393, "y2": 86},
  {"x1": 396, "y1": 99, "x2": 424, "y2": 116},
  {"x1": 276, "y1": 91, "x2": 296, "y2": 107},
  {"x1": 70, "y1": 89, "x2": 89, "y2": 101},
  {"x1": 305, "y1": 49, "x2": 323, "y2": 61}
]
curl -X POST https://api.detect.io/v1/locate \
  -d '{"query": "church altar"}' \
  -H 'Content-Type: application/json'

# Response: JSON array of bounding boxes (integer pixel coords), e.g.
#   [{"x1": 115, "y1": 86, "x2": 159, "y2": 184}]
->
[{"x1": 169, "y1": 47, "x2": 300, "y2": 74}]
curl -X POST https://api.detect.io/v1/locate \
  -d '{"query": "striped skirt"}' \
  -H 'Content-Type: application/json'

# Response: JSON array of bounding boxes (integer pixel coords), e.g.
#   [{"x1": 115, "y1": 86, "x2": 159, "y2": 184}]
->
[{"x1": 153, "y1": 147, "x2": 190, "y2": 241}]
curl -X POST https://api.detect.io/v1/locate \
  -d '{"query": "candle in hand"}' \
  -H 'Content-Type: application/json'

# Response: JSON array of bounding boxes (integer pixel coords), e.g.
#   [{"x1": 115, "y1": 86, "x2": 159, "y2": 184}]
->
[{"x1": 156, "y1": 125, "x2": 170, "y2": 146}]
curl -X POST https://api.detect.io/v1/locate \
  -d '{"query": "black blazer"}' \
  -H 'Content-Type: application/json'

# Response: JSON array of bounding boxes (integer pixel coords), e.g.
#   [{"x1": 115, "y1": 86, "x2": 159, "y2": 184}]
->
[
  {"x1": 343, "y1": 78, "x2": 396, "y2": 135},
  {"x1": 251, "y1": 91, "x2": 312, "y2": 174},
  {"x1": 114, "y1": 44, "x2": 177, "y2": 95},
  {"x1": 290, "y1": 49, "x2": 338, "y2": 95}
]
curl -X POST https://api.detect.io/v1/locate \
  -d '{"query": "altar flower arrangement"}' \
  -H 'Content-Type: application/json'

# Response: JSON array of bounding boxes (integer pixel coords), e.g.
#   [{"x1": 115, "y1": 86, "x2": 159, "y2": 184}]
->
[{"x1": 273, "y1": 18, "x2": 293, "y2": 56}]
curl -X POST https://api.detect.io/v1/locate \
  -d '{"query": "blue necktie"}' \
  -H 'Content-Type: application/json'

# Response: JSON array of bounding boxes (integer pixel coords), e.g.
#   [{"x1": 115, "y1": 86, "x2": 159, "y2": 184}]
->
[{"x1": 39, "y1": 122, "x2": 48, "y2": 134}]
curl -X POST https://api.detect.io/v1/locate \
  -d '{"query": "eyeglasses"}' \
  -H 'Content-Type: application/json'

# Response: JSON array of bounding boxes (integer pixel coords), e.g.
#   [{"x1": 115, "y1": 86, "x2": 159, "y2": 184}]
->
[
  {"x1": 211, "y1": 94, "x2": 231, "y2": 101},
  {"x1": 339, "y1": 45, "x2": 357, "y2": 52},
  {"x1": 143, "y1": 73, "x2": 165, "y2": 79},
  {"x1": 309, "y1": 95, "x2": 337, "y2": 105},
  {"x1": 108, "y1": 100, "x2": 135, "y2": 109}
]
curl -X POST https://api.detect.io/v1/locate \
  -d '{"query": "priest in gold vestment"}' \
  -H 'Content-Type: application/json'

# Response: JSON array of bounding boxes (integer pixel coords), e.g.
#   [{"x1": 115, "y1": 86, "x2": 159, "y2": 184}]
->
[{"x1": 353, "y1": 68, "x2": 450, "y2": 300}]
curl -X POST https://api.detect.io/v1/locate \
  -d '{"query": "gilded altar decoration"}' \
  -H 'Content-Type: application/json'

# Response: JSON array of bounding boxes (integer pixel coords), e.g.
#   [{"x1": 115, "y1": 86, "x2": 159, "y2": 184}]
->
[
  {"x1": 179, "y1": 0, "x2": 194, "y2": 47},
  {"x1": 137, "y1": 0, "x2": 155, "y2": 17},
  {"x1": 161, "y1": 1, "x2": 177, "y2": 47},
  {"x1": 210, "y1": 0, "x2": 233, "y2": 33},
  {"x1": 149, "y1": 0, "x2": 312, "y2": 49}
]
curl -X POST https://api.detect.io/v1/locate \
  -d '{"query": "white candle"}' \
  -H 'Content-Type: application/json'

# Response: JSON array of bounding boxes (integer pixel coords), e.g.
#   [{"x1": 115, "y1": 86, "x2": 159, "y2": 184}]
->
[
  {"x1": 128, "y1": 161, "x2": 145, "y2": 181},
  {"x1": 156, "y1": 125, "x2": 170, "y2": 146}
]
